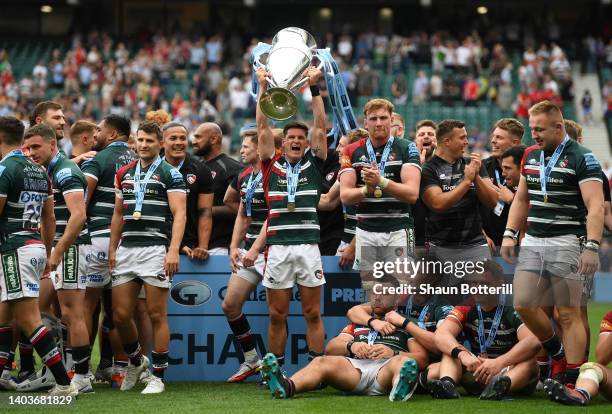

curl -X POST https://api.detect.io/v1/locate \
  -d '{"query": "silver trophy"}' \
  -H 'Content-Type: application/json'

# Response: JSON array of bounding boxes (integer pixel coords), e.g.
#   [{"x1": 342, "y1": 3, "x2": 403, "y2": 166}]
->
[{"x1": 254, "y1": 27, "x2": 321, "y2": 120}]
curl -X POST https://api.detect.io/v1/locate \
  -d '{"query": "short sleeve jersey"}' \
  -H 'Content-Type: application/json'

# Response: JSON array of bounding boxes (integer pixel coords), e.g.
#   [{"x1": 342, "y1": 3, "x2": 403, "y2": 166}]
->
[
  {"x1": 342, "y1": 204, "x2": 358, "y2": 244},
  {"x1": 420, "y1": 156, "x2": 489, "y2": 246},
  {"x1": 448, "y1": 305, "x2": 523, "y2": 358},
  {"x1": 205, "y1": 153, "x2": 242, "y2": 249},
  {"x1": 262, "y1": 150, "x2": 324, "y2": 245},
  {"x1": 178, "y1": 153, "x2": 214, "y2": 249},
  {"x1": 600, "y1": 311, "x2": 612, "y2": 335},
  {"x1": 339, "y1": 137, "x2": 421, "y2": 232},
  {"x1": 0, "y1": 151, "x2": 52, "y2": 252},
  {"x1": 341, "y1": 322, "x2": 412, "y2": 352},
  {"x1": 233, "y1": 165, "x2": 267, "y2": 251},
  {"x1": 115, "y1": 159, "x2": 186, "y2": 247},
  {"x1": 521, "y1": 139, "x2": 603, "y2": 238},
  {"x1": 48, "y1": 154, "x2": 90, "y2": 245},
  {"x1": 81, "y1": 142, "x2": 136, "y2": 238}
]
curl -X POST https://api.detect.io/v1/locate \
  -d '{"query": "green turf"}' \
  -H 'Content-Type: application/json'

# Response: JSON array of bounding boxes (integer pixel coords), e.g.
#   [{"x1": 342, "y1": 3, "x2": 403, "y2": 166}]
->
[{"x1": 2, "y1": 303, "x2": 611, "y2": 413}]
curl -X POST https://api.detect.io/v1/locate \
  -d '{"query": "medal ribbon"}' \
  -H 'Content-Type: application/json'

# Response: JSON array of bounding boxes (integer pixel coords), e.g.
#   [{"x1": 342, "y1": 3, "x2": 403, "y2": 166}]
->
[
  {"x1": 244, "y1": 170, "x2": 262, "y2": 217},
  {"x1": 134, "y1": 156, "x2": 163, "y2": 215},
  {"x1": 494, "y1": 168, "x2": 505, "y2": 186},
  {"x1": 107, "y1": 141, "x2": 128, "y2": 148},
  {"x1": 286, "y1": 160, "x2": 301, "y2": 206},
  {"x1": 367, "y1": 328, "x2": 378, "y2": 345},
  {"x1": 476, "y1": 294, "x2": 506, "y2": 356},
  {"x1": 539, "y1": 136, "x2": 569, "y2": 202},
  {"x1": 365, "y1": 137, "x2": 394, "y2": 177}
]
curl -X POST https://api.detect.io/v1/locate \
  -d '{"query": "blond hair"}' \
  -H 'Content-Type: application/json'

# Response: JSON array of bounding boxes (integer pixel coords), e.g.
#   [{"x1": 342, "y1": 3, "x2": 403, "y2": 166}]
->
[
  {"x1": 347, "y1": 128, "x2": 369, "y2": 143},
  {"x1": 564, "y1": 119, "x2": 582, "y2": 141},
  {"x1": 528, "y1": 100, "x2": 562, "y2": 118},
  {"x1": 69, "y1": 120, "x2": 97, "y2": 145},
  {"x1": 494, "y1": 118, "x2": 524, "y2": 140}
]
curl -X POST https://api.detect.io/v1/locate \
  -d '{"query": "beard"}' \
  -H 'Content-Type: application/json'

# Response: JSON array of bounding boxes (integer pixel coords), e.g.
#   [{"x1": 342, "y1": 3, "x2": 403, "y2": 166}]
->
[{"x1": 194, "y1": 142, "x2": 212, "y2": 157}]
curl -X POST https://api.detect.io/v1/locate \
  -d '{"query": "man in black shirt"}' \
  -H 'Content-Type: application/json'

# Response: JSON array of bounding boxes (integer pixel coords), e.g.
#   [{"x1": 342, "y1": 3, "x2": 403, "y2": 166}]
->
[
  {"x1": 412, "y1": 119, "x2": 437, "y2": 247},
  {"x1": 162, "y1": 122, "x2": 214, "y2": 260},
  {"x1": 481, "y1": 118, "x2": 523, "y2": 250},
  {"x1": 192, "y1": 122, "x2": 242, "y2": 255},
  {"x1": 420, "y1": 120, "x2": 498, "y2": 294},
  {"x1": 317, "y1": 132, "x2": 344, "y2": 256}
]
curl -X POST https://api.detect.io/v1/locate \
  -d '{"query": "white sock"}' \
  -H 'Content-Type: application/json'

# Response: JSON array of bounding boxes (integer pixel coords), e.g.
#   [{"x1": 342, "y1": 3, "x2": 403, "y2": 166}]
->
[{"x1": 244, "y1": 349, "x2": 258, "y2": 363}]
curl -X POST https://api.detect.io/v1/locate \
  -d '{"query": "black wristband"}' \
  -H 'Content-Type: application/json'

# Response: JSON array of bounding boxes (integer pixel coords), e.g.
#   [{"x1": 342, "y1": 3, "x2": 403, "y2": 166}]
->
[
  {"x1": 401, "y1": 318, "x2": 410, "y2": 330},
  {"x1": 346, "y1": 340, "x2": 355, "y2": 358},
  {"x1": 310, "y1": 85, "x2": 320, "y2": 97},
  {"x1": 451, "y1": 346, "x2": 464, "y2": 359},
  {"x1": 367, "y1": 317, "x2": 376, "y2": 329}
]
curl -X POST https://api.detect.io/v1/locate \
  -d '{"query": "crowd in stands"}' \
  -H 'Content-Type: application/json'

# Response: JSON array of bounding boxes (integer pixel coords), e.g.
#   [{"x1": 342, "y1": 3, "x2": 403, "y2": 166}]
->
[{"x1": 0, "y1": 30, "x2": 610, "y2": 145}]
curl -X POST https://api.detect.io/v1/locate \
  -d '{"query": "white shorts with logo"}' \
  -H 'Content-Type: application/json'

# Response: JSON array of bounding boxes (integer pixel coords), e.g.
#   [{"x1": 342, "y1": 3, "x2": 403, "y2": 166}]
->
[
  {"x1": 52, "y1": 244, "x2": 89, "y2": 290},
  {"x1": 263, "y1": 244, "x2": 325, "y2": 289},
  {"x1": 346, "y1": 357, "x2": 391, "y2": 395},
  {"x1": 0, "y1": 244, "x2": 46, "y2": 302},
  {"x1": 235, "y1": 248, "x2": 264, "y2": 285},
  {"x1": 516, "y1": 234, "x2": 583, "y2": 281},
  {"x1": 354, "y1": 227, "x2": 415, "y2": 271},
  {"x1": 112, "y1": 245, "x2": 170, "y2": 289},
  {"x1": 84, "y1": 237, "x2": 112, "y2": 288}
]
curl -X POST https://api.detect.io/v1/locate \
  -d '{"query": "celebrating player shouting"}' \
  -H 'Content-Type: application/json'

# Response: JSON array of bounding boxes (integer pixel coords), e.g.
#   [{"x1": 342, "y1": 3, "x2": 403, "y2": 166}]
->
[
  {"x1": 255, "y1": 66, "x2": 327, "y2": 366},
  {"x1": 109, "y1": 121, "x2": 186, "y2": 394}
]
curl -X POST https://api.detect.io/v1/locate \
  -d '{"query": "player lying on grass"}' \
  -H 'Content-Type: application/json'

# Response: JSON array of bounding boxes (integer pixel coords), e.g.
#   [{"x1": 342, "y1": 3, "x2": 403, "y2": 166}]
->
[
  {"x1": 261, "y1": 275, "x2": 428, "y2": 401},
  {"x1": 544, "y1": 310, "x2": 612, "y2": 406},
  {"x1": 430, "y1": 260, "x2": 541, "y2": 400}
]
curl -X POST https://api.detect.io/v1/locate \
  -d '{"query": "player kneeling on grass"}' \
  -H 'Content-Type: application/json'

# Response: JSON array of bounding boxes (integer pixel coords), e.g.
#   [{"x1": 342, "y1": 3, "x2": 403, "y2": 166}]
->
[
  {"x1": 431, "y1": 260, "x2": 541, "y2": 400},
  {"x1": 109, "y1": 121, "x2": 186, "y2": 394},
  {"x1": 544, "y1": 310, "x2": 612, "y2": 406},
  {"x1": 261, "y1": 275, "x2": 428, "y2": 401}
]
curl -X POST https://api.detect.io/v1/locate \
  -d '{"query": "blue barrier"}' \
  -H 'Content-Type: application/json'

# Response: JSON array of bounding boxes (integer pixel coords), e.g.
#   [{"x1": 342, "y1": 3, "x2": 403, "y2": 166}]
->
[
  {"x1": 166, "y1": 256, "x2": 612, "y2": 381},
  {"x1": 166, "y1": 256, "x2": 359, "y2": 381}
]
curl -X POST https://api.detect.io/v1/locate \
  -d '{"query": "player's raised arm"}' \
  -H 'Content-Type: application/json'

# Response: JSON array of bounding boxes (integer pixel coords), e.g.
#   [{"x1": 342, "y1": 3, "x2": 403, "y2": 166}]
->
[
  {"x1": 255, "y1": 68, "x2": 275, "y2": 161},
  {"x1": 307, "y1": 67, "x2": 327, "y2": 161}
]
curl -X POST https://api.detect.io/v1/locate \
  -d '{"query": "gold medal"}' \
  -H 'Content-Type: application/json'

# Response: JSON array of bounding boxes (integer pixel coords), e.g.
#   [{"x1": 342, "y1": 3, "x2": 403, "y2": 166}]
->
[
  {"x1": 133, "y1": 211, "x2": 142, "y2": 220},
  {"x1": 374, "y1": 187, "x2": 383, "y2": 198},
  {"x1": 287, "y1": 203, "x2": 296, "y2": 212}
]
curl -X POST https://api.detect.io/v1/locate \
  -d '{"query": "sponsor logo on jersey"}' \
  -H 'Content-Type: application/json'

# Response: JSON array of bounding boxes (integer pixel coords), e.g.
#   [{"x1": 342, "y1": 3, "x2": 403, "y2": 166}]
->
[
  {"x1": 211, "y1": 171, "x2": 217, "y2": 179},
  {"x1": 56, "y1": 168, "x2": 73, "y2": 186},
  {"x1": 187, "y1": 174, "x2": 197, "y2": 185},
  {"x1": 326, "y1": 172, "x2": 335, "y2": 182}
]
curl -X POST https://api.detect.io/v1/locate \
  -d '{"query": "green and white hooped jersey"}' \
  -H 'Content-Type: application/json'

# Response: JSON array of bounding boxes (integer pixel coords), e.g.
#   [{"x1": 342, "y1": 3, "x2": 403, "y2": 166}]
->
[
  {"x1": 0, "y1": 151, "x2": 52, "y2": 252},
  {"x1": 521, "y1": 140, "x2": 603, "y2": 238},
  {"x1": 81, "y1": 142, "x2": 136, "y2": 238},
  {"x1": 115, "y1": 159, "x2": 186, "y2": 247},
  {"x1": 262, "y1": 150, "x2": 323, "y2": 245},
  {"x1": 48, "y1": 153, "x2": 90, "y2": 245}
]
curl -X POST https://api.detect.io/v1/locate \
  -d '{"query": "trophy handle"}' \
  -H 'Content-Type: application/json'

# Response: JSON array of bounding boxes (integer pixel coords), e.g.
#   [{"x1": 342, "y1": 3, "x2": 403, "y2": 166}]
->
[{"x1": 293, "y1": 56, "x2": 325, "y2": 90}]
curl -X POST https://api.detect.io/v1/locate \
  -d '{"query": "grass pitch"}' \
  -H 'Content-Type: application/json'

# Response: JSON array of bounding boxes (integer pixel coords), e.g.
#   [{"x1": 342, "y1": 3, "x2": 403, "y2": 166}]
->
[{"x1": 1, "y1": 302, "x2": 610, "y2": 413}]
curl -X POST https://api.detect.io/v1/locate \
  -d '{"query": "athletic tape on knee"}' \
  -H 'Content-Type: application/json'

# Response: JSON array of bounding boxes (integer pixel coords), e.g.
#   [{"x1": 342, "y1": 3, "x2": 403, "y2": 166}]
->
[{"x1": 579, "y1": 362, "x2": 604, "y2": 384}]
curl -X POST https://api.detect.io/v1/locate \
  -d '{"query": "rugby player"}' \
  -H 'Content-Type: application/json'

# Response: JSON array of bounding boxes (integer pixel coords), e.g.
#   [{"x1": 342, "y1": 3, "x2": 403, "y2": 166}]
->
[
  {"x1": 161, "y1": 121, "x2": 213, "y2": 260},
  {"x1": 109, "y1": 121, "x2": 186, "y2": 394},
  {"x1": 544, "y1": 310, "x2": 612, "y2": 405},
  {"x1": 339, "y1": 98, "x2": 421, "y2": 287},
  {"x1": 191, "y1": 122, "x2": 241, "y2": 255},
  {"x1": 391, "y1": 112, "x2": 405, "y2": 139},
  {"x1": 431, "y1": 261, "x2": 540, "y2": 400},
  {"x1": 261, "y1": 276, "x2": 427, "y2": 401},
  {"x1": 255, "y1": 66, "x2": 327, "y2": 366},
  {"x1": 22, "y1": 124, "x2": 93, "y2": 393},
  {"x1": 420, "y1": 119, "x2": 498, "y2": 297},
  {"x1": 68, "y1": 120, "x2": 97, "y2": 165},
  {"x1": 81, "y1": 115, "x2": 136, "y2": 384},
  {"x1": 0, "y1": 116, "x2": 77, "y2": 396},
  {"x1": 481, "y1": 119, "x2": 524, "y2": 249},
  {"x1": 501, "y1": 101, "x2": 604, "y2": 386},
  {"x1": 412, "y1": 119, "x2": 437, "y2": 247},
  {"x1": 221, "y1": 126, "x2": 268, "y2": 382}
]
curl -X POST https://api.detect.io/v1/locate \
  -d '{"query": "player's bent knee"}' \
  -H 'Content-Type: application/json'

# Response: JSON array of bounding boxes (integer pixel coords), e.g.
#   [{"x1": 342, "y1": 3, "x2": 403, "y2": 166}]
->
[{"x1": 555, "y1": 306, "x2": 581, "y2": 326}]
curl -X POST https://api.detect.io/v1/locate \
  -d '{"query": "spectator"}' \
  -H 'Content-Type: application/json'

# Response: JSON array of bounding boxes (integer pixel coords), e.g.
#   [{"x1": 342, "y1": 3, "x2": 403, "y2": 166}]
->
[
  {"x1": 582, "y1": 89, "x2": 593, "y2": 125},
  {"x1": 430, "y1": 71, "x2": 443, "y2": 101},
  {"x1": 412, "y1": 70, "x2": 429, "y2": 105}
]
